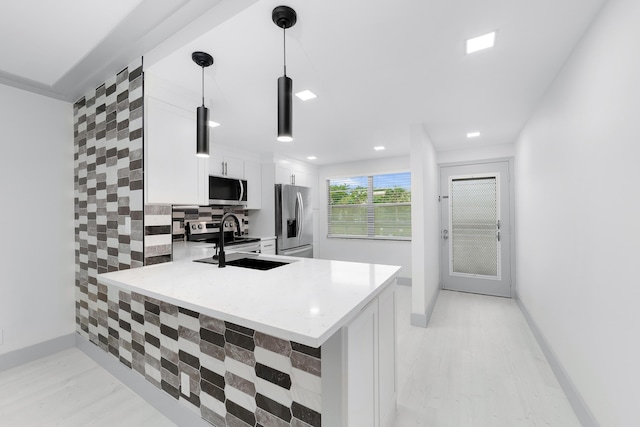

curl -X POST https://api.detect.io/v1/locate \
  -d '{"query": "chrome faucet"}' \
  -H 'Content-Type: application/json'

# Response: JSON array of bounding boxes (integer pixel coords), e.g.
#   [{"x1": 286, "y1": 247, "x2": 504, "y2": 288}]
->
[{"x1": 218, "y1": 212, "x2": 241, "y2": 268}]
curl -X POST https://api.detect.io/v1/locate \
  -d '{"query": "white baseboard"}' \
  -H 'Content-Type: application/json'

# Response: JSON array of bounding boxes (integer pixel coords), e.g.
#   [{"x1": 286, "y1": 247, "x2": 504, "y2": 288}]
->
[
  {"x1": 76, "y1": 335, "x2": 211, "y2": 427},
  {"x1": 515, "y1": 293, "x2": 600, "y2": 427},
  {"x1": 410, "y1": 312, "x2": 428, "y2": 327},
  {"x1": 0, "y1": 334, "x2": 75, "y2": 372},
  {"x1": 410, "y1": 286, "x2": 440, "y2": 328},
  {"x1": 396, "y1": 277, "x2": 412, "y2": 286}
]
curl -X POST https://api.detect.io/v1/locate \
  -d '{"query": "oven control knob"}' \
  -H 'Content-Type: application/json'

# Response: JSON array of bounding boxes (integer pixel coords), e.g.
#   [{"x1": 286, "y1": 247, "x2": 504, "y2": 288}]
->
[
  {"x1": 197, "y1": 224, "x2": 203, "y2": 229},
  {"x1": 191, "y1": 224, "x2": 196, "y2": 229}
]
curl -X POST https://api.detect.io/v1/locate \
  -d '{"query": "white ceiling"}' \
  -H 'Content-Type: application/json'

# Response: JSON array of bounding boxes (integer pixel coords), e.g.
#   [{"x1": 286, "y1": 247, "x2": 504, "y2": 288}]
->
[
  {"x1": 1, "y1": 0, "x2": 606, "y2": 165},
  {"x1": 0, "y1": 0, "x2": 244, "y2": 101},
  {"x1": 0, "y1": 0, "x2": 143, "y2": 85}
]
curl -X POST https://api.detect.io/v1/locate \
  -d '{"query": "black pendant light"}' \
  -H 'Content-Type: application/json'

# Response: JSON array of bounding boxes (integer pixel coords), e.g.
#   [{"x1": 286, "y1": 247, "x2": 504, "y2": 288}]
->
[
  {"x1": 192, "y1": 51, "x2": 214, "y2": 157},
  {"x1": 272, "y1": 6, "x2": 297, "y2": 142}
]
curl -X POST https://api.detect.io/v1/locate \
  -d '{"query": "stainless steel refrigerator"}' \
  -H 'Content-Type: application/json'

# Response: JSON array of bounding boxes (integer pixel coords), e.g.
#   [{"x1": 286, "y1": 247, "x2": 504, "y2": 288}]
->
[{"x1": 275, "y1": 184, "x2": 313, "y2": 258}]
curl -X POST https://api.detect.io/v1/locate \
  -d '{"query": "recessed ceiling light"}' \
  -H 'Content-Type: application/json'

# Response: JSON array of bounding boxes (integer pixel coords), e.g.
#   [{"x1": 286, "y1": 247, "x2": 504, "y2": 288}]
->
[
  {"x1": 208, "y1": 121, "x2": 220, "y2": 128},
  {"x1": 307, "y1": 156, "x2": 317, "y2": 160},
  {"x1": 466, "y1": 31, "x2": 496, "y2": 54},
  {"x1": 467, "y1": 131, "x2": 480, "y2": 138},
  {"x1": 374, "y1": 146, "x2": 385, "y2": 151},
  {"x1": 295, "y1": 90, "x2": 317, "y2": 101}
]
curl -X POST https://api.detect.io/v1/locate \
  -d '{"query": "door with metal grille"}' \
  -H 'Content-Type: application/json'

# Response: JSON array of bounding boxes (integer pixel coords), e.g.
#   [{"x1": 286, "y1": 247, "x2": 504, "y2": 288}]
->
[{"x1": 440, "y1": 161, "x2": 512, "y2": 297}]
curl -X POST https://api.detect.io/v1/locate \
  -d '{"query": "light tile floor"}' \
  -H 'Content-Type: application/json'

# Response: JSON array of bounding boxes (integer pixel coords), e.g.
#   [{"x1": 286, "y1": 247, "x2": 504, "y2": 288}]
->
[
  {"x1": 0, "y1": 286, "x2": 580, "y2": 427},
  {"x1": 393, "y1": 286, "x2": 580, "y2": 426},
  {"x1": 0, "y1": 348, "x2": 175, "y2": 426}
]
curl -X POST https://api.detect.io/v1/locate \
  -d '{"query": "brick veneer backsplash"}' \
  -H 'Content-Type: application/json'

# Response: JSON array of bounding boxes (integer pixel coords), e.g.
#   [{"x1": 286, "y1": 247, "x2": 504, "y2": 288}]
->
[
  {"x1": 172, "y1": 206, "x2": 249, "y2": 240},
  {"x1": 74, "y1": 58, "x2": 145, "y2": 340},
  {"x1": 145, "y1": 204, "x2": 173, "y2": 265},
  {"x1": 94, "y1": 282, "x2": 322, "y2": 426}
]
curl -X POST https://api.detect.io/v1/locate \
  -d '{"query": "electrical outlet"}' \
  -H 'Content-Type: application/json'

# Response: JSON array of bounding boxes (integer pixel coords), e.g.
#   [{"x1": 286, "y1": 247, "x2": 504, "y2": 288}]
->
[{"x1": 181, "y1": 372, "x2": 190, "y2": 396}]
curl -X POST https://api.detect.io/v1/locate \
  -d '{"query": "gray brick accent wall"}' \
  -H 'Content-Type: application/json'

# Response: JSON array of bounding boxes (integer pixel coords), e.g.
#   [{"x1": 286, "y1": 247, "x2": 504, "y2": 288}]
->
[
  {"x1": 99, "y1": 283, "x2": 322, "y2": 426},
  {"x1": 74, "y1": 59, "x2": 144, "y2": 340}
]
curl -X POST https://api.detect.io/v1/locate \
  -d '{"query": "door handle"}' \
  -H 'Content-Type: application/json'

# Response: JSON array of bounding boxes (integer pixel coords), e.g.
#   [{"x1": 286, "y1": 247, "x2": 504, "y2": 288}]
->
[{"x1": 442, "y1": 229, "x2": 449, "y2": 240}]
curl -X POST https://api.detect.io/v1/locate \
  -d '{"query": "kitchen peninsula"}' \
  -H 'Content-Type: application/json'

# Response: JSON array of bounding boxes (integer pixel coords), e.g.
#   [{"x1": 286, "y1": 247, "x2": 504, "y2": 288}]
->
[{"x1": 97, "y1": 250, "x2": 400, "y2": 427}]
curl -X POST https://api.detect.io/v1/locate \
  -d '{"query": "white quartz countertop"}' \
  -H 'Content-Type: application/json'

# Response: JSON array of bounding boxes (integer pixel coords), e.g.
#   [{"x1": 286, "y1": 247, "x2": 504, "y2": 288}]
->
[{"x1": 98, "y1": 242, "x2": 400, "y2": 347}]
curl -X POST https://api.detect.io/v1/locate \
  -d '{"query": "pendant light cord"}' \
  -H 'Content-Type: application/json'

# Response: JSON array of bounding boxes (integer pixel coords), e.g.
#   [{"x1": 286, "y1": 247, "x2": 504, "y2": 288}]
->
[
  {"x1": 201, "y1": 66, "x2": 205, "y2": 106},
  {"x1": 283, "y1": 25, "x2": 287, "y2": 76}
]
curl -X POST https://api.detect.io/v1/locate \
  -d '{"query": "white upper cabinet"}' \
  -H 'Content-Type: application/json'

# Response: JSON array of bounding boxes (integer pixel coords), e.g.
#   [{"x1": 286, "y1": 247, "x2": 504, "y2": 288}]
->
[
  {"x1": 209, "y1": 146, "x2": 262, "y2": 209},
  {"x1": 275, "y1": 158, "x2": 319, "y2": 208},
  {"x1": 145, "y1": 96, "x2": 207, "y2": 205},
  {"x1": 209, "y1": 149, "x2": 244, "y2": 179},
  {"x1": 275, "y1": 162, "x2": 314, "y2": 187},
  {"x1": 275, "y1": 164, "x2": 296, "y2": 185},
  {"x1": 144, "y1": 73, "x2": 264, "y2": 208}
]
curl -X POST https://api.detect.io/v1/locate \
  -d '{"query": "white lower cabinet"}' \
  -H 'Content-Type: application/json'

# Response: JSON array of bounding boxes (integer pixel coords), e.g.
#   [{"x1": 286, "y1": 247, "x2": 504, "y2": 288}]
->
[
  {"x1": 259, "y1": 237, "x2": 276, "y2": 255},
  {"x1": 377, "y1": 283, "x2": 398, "y2": 427},
  {"x1": 347, "y1": 300, "x2": 377, "y2": 427},
  {"x1": 322, "y1": 282, "x2": 397, "y2": 427}
]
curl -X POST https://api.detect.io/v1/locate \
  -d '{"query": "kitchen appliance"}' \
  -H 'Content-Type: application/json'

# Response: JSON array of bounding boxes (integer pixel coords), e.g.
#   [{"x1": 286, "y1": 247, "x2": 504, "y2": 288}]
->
[
  {"x1": 275, "y1": 184, "x2": 313, "y2": 258},
  {"x1": 209, "y1": 176, "x2": 248, "y2": 206},
  {"x1": 186, "y1": 220, "x2": 260, "y2": 252}
]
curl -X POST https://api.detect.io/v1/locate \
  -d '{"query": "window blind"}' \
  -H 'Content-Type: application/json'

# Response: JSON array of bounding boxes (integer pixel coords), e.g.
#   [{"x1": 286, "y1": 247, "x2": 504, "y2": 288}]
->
[{"x1": 328, "y1": 172, "x2": 411, "y2": 239}]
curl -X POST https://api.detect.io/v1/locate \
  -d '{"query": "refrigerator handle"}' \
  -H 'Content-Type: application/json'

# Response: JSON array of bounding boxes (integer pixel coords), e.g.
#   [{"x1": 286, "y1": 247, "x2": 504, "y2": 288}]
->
[
  {"x1": 297, "y1": 192, "x2": 304, "y2": 240},
  {"x1": 294, "y1": 192, "x2": 300, "y2": 237}
]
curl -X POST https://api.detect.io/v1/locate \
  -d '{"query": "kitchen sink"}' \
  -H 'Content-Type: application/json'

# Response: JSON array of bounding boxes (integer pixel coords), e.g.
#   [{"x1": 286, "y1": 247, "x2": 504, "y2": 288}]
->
[
  {"x1": 226, "y1": 257, "x2": 291, "y2": 270},
  {"x1": 194, "y1": 253, "x2": 293, "y2": 270}
]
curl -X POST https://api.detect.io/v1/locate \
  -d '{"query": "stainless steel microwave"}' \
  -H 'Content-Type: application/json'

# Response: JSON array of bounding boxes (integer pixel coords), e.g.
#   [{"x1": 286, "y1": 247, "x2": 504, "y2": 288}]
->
[{"x1": 209, "y1": 176, "x2": 248, "y2": 206}]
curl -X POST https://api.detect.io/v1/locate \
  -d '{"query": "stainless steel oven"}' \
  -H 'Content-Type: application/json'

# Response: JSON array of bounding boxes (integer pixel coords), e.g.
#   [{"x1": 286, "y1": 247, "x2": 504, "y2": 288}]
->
[{"x1": 186, "y1": 221, "x2": 260, "y2": 252}]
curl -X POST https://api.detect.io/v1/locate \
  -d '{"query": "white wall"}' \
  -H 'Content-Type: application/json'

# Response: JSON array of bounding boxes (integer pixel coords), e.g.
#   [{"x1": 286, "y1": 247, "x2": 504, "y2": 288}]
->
[
  {"x1": 410, "y1": 125, "x2": 440, "y2": 326},
  {"x1": 514, "y1": 0, "x2": 640, "y2": 425},
  {"x1": 438, "y1": 143, "x2": 515, "y2": 165},
  {"x1": 317, "y1": 156, "x2": 412, "y2": 279},
  {"x1": 0, "y1": 84, "x2": 75, "y2": 354}
]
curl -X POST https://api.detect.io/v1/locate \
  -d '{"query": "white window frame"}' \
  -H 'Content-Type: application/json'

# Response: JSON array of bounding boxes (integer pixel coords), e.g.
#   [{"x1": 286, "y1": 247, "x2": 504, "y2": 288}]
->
[{"x1": 327, "y1": 172, "x2": 411, "y2": 241}]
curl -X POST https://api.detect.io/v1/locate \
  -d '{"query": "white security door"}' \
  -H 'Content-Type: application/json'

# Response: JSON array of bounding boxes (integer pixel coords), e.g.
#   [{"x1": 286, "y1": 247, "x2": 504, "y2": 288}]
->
[{"x1": 440, "y1": 161, "x2": 512, "y2": 297}]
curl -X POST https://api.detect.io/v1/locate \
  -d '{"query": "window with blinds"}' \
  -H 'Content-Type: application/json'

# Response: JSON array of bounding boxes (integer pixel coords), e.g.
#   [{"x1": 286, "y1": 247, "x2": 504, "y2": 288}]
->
[{"x1": 328, "y1": 172, "x2": 411, "y2": 239}]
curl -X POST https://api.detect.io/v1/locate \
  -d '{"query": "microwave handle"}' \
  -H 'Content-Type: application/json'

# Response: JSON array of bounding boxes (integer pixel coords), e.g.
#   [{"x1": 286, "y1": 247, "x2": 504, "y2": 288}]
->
[{"x1": 239, "y1": 179, "x2": 245, "y2": 202}]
